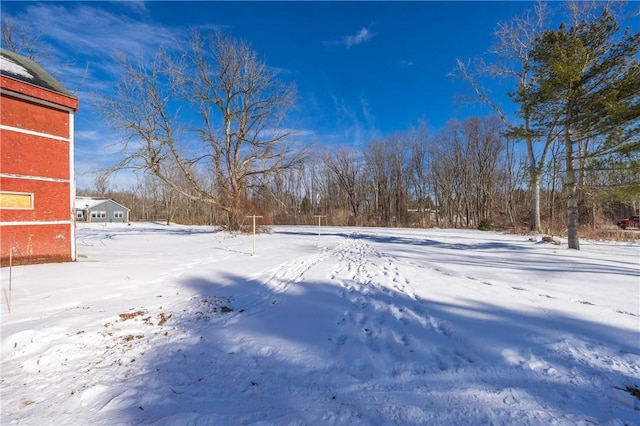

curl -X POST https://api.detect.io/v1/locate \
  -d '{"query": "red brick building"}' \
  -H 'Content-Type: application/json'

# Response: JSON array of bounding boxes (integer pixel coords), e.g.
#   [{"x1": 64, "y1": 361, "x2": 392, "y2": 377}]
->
[{"x1": 0, "y1": 49, "x2": 79, "y2": 266}]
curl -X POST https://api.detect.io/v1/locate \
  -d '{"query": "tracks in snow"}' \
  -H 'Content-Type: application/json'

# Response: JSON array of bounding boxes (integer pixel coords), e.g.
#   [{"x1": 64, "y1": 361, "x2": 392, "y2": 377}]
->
[
  {"x1": 326, "y1": 234, "x2": 476, "y2": 379},
  {"x1": 178, "y1": 232, "x2": 478, "y2": 379},
  {"x1": 183, "y1": 250, "x2": 331, "y2": 326}
]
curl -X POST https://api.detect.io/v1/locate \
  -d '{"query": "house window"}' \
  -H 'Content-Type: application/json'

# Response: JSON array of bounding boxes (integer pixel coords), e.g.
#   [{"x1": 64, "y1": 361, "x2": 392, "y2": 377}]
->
[
  {"x1": 76, "y1": 210, "x2": 84, "y2": 219},
  {"x1": 0, "y1": 192, "x2": 33, "y2": 209},
  {"x1": 114, "y1": 211, "x2": 124, "y2": 219},
  {"x1": 91, "y1": 211, "x2": 106, "y2": 218}
]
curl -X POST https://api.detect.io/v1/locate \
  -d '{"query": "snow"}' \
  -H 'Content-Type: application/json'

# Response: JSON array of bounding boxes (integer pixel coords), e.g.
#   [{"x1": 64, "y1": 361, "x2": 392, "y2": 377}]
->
[
  {"x1": 2, "y1": 222, "x2": 639, "y2": 425},
  {"x1": 75, "y1": 196, "x2": 110, "y2": 210},
  {"x1": 0, "y1": 56, "x2": 33, "y2": 80}
]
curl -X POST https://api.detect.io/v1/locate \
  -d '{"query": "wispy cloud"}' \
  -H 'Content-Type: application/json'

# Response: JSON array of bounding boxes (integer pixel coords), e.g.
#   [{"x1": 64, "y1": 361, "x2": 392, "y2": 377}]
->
[
  {"x1": 21, "y1": 4, "x2": 178, "y2": 61},
  {"x1": 3, "y1": 2, "x2": 186, "y2": 190},
  {"x1": 360, "y1": 97, "x2": 375, "y2": 129},
  {"x1": 344, "y1": 27, "x2": 374, "y2": 48},
  {"x1": 75, "y1": 130, "x2": 103, "y2": 142},
  {"x1": 327, "y1": 95, "x2": 379, "y2": 147},
  {"x1": 111, "y1": 0, "x2": 148, "y2": 14},
  {"x1": 324, "y1": 26, "x2": 376, "y2": 49},
  {"x1": 3, "y1": 2, "x2": 185, "y2": 99}
]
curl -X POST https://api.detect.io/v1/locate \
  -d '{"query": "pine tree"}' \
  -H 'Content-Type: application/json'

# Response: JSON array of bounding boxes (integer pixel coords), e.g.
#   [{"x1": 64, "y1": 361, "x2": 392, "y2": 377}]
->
[{"x1": 528, "y1": 8, "x2": 640, "y2": 249}]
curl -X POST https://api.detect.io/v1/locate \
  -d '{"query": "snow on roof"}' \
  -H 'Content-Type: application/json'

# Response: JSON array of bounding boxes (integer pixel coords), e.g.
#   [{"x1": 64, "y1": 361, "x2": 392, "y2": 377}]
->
[
  {"x1": 0, "y1": 49, "x2": 75, "y2": 98},
  {"x1": 0, "y1": 55, "x2": 32, "y2": 80},
  {"x1": 75, "y1": 196, "x2": 130, "y2": 211}
]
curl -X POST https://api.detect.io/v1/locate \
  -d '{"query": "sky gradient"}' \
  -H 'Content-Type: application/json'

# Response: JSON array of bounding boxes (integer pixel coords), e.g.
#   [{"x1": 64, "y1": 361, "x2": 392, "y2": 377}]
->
[{"x1": 2, "y1": 0, "x2": 617, "y2": 189}]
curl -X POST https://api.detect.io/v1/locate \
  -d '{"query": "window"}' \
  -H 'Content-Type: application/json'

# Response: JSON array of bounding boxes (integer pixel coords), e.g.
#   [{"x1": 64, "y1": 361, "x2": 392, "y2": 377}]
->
[
  {"x1": 91, "y1": 211, "x2": 106, "y2": 218},
  {"x1": 77, "y1": 210, "x2": 84, "y2": 219},
  {"x1": 0, "y1": 192, "x2": 33, "y2": 209},
  {"x1": 114, "y1": 211, "x2": 124, "y2": 219}
]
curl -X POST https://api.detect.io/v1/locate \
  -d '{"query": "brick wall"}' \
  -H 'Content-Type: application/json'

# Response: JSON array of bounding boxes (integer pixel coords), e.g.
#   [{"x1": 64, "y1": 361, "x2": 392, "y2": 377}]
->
[{"x1": 0, "y1": 74, "x2": 78, "y2": 266}]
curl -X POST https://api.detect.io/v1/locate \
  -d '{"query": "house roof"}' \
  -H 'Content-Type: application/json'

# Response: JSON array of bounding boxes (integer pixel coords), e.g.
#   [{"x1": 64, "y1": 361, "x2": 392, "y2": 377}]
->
[
  {"x1": 0, "y1": 49, "x2": 75, "y2": 98},
  {"x1": 75, "y1": 197, "x2": 130, "y2": 211}
]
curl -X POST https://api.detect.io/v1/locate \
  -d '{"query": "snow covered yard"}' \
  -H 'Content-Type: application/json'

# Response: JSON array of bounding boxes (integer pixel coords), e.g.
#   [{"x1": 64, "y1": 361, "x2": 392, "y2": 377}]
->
[{"x1": 1, "y1": 222, "x2": 639, "y2": 425}]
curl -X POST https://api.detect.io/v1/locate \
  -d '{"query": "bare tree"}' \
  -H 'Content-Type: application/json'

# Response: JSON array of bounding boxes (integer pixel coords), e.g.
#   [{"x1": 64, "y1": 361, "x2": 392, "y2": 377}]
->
[
  {"x1": 454, "y1": 1, "x2": 554, "y2": 232},
  {"x1": 93, "y1": 173, "x2": 111, "y2": 197},
  {"x1": 430, "y1": 126, "x2": 461, "y2": 227},
  {"x1": 429, "y1": 117, "x2": 508, "y2": 228},
  {"x1": 407, "y1": 120, "x2": 433, "y2": 227},
  {"x1": 1, "y1": 16, "x2": 51, "y2": 62},
  {"x1": 363, "y1": 139, "x2": 391, "y2": 224},
  {"x1": 464, "y1": 117, "x2": 505, "y2": 224},
  {"x1": 100, "y1": 30, "x2": 304, "y2": 231},
  {"x1": 387, "y1": 134, "x2": 411, "y2": 226},
  {"x1": 324, "y1": 147, "x2": 363, "y2": 226}
]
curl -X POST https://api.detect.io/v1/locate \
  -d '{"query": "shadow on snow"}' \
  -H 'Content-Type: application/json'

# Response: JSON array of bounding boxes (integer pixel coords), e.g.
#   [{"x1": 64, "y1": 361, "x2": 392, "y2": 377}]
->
[{"x1": 111, "y1": 247, "x2": 639, "y2": 424}]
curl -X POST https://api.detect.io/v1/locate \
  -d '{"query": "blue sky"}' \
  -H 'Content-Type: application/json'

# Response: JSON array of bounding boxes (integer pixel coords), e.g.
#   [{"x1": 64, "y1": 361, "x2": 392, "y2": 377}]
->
[{"x1": 0, "y1": 1, "x2": 573, "y2": 189}]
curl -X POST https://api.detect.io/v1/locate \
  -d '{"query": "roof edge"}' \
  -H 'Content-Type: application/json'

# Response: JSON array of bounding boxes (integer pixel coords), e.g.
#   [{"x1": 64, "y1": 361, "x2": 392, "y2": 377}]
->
[{"x1": 0, "y1": 49, "x2": 77, "y2": 100}]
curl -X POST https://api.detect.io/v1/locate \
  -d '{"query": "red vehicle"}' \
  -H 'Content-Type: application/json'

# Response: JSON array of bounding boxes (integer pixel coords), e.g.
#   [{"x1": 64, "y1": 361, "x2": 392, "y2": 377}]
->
[{"x1": 615, "y1": 215, "x2": 640, "y2": 229}]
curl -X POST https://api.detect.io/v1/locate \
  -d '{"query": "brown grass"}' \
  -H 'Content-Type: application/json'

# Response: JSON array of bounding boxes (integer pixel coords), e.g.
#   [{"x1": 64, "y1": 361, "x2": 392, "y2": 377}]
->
[
  {"x1": 506, "y1": 226, "x2": 640, "y2": 243},
  {"x1": 119, "y1": 311, "x2": 145, "y2": 321},
  {"x1": 157, "y1": 312, "x2": 171, "y2": 326},
  {"x1": 579, "y1": 227, "x2": 640, "y2": 243}
]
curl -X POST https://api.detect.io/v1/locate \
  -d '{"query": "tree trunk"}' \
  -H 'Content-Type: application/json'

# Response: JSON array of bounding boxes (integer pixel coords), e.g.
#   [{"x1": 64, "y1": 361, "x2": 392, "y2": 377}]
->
[
  {"x1": 564, "y1": 127, "x2": 580, "y2": 250},
  {"x1": 530, "y1": 174, "x2": 542, "y2": 233}
]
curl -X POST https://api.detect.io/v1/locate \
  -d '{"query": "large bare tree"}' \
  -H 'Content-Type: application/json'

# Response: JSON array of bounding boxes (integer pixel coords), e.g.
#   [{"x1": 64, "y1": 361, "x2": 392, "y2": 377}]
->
[{"x1": 101, "y1": 30, "x2": 304, "y2": 230}]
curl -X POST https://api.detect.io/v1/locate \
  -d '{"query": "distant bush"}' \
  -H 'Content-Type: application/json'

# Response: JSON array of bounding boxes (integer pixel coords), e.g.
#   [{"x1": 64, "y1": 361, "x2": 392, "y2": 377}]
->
[{"x1": 478, "y1": 218, "x2": 491, "y2": 231}]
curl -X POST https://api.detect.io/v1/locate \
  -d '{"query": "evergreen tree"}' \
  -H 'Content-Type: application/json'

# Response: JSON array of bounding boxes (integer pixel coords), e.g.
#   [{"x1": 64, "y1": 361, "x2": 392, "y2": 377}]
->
[{"x1": 528, "y1": 8, "x2": 640, "y2": 249}]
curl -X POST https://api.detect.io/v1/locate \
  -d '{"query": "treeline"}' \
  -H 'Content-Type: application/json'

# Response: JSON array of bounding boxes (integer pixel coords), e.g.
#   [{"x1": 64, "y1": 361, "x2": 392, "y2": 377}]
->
[
  {"x1": 3, "y1": 1, "x2": 638, "y2": 243},
  {"x1": 80, "y1": 115, "x2": 638, "y2": 232},
  {"x1": 77, "y1": 2, "x2": 638, "y2": 244}
]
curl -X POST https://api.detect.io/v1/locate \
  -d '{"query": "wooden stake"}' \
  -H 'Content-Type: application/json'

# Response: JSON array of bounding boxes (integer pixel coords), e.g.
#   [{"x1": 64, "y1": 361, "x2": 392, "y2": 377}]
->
[{"x1": 313, "y1": 215, "x2": 326, "y2": 247}]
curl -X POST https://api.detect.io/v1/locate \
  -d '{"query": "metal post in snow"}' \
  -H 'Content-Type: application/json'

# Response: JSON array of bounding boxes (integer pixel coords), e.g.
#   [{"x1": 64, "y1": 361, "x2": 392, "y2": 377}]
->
[
  {"x1": 313, "y1": 215, "x2": 326, "y2": 247},
  {"x1": 247, "y1": 215, "x2": 263, "y2": 256}
]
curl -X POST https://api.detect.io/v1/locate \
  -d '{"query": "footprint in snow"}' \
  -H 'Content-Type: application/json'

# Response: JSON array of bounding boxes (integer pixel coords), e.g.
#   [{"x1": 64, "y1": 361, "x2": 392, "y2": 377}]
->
[{"x1": 330, "y1": 334, "x2": 348, "y2": 346}]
